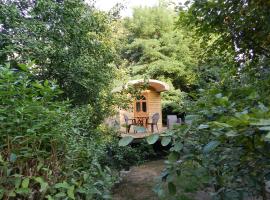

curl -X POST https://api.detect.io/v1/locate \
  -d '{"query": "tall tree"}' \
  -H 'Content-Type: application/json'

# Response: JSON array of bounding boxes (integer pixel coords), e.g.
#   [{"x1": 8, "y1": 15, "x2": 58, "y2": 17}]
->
[
  {"x1": 0, "y1": 0, "x2": 117, "y2": 126},
  {"x1": 1, "y1": 1, "x2": 115, "y2": 101},
  {"x1": 180, "y1": 0, "x2": 270, "y2": 62},
  {"x1": 122, "y1": 5, "x2": 200, "y2": 92}
]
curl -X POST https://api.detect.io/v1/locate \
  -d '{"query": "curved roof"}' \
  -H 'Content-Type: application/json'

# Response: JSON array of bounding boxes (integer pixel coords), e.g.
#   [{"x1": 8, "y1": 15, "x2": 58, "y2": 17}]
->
[
  {"x1": 112, "y1": 79, "x2": 169, "y2": 93},
  {"x1": 128, "y1": 79, "x2": 169, "y2": 92}
]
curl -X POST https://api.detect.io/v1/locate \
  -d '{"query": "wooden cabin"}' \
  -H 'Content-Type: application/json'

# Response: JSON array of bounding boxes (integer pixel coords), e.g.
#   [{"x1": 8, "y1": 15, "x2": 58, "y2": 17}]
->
[{"x1": 114, "y1": 79, "x2": 169, "y2": 135}]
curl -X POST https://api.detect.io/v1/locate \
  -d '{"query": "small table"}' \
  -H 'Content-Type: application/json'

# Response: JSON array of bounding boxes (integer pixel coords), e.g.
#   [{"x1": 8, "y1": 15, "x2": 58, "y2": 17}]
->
[{"x1": 134, "y1": 116, "x2": 149, "y2": 128}]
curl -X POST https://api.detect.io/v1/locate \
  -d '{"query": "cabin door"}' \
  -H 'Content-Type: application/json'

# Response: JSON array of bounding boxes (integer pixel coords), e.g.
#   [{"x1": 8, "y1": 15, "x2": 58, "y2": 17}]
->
[{"x1": 134, "y1": 93, "x2": 149, "y2": 126}]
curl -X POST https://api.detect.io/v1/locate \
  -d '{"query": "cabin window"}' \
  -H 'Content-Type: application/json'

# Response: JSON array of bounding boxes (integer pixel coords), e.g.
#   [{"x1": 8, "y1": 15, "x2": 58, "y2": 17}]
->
[
  {"x1": 136, "y1": 102, "x2": 141, "y2": 112},
  {"x1": 142, "y1": 102, "x2": 147, "y2": 112},
  {"x1": 136, "y1": 95, "x2": 146, "y2": 100},
  {"x1": 135, "y1": 95, "x2": 147, "y2": 113}
]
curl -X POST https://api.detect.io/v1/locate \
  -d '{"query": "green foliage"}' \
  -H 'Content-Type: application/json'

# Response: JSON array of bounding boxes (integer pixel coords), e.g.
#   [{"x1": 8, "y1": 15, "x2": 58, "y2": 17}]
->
[
  {"x1": 0, "y1": 1, "x2": 159, "y2": 199},
  {"x1": 0, "y1": 64, "x2": 148, "y2": 199},
  {"x1": 158, "y1": 72, "x2": 270, "y2": 199},
  {"x1": 122, "y1": 11, "x2": 199, "y2": 91},
  {"x1": 119, "y1": 136, "x2": 134, "y2": 147},
  {"x1": 146, "y1": 134, "x2": 159, "y2": 145},
  {"x1": 124, "y1": 5, "x2": 174, "y2": 39},
  {"x1": 0, "y1": 64, "x2": 158, "y2": 197},
  {"x1": 150, "y1": 1, "x2": 270, "y2": 199},
  {"x1": 116, "y1": 4, "x2": 202, "y2": 118},
  {"x1": 161, "y1": 137, "x2": 171, "y2": 147},
  {"x1": 0, "y1": 0, "x2": 116, "y2": 127},
  {"x1": 179, "y1": 0, "x2": 270, "y2": 61},
  {"x1": 0, "y1": 0, "x2": 157, "y2": 195}
]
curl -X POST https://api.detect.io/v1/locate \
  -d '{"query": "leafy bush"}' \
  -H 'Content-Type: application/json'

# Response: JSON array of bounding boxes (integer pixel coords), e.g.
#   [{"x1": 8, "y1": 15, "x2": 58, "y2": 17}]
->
[
  {"x1": 0, "y1": 64, "x2": 68, "y2": 199},
  {"x1": 156, "y1": 81, "x2": 270, "y2": 199},
  {"x1": 0, "y1": 64, "x2": 140, "y2": 199},
  {"x1": 154, "y1": 1, "x2": 270, "y2": 199},
  {"x1": 1, "y1": 0, "x2": 116, "y2": 126}
]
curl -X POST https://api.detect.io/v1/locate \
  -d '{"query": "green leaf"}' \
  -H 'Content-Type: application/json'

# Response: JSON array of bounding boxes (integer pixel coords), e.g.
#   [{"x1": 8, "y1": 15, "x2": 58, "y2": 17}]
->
[
  {"x1": 161, "y1": 136, "x2": 171, "y2": 146},
  {"x1": 259, "y1": 126, "x2": 270, "y2": 131},
  {"x1": 168, "y1": 152, "x2": 179, "y2": 162},
  {"x1": 54, "y1": 192, "x2": 66, "y2": 198},
  {"x1": 203, "y1": 141, "x2": 220, "y2": 154},
  {"x1": 265, "y1": 132, "x2": 270, "y2": 140},
  {"x1": 211, "y1": 121, "x2": 232, "y2": 128},
  {"x1": 40, "y1": 182, "x2": 48, "y2": 192},
  {"x1": 215, "y1": 93, "x2": 222, "y2": 98},
  {"x1": 198, "y1": 124, "x2": 209, "y2": 129},
  {"x1": 34, "y1": 177, "x2": 48, "y2": 192},
  {"x1": 9, "y1": 153, "x2": 17, "y2": 162},
  {"x1": 46, "y1": 195, "x2": 54, "y2": 200},
  {"x1": 15, "y1": 188, "x2": 30, "y2": 195},
  {"x1": 17, "y1": 63, "x2": 28, "y2": 72},
  {"x1": 35, "y1": 177, "x2": 43, "y2": 184},
  {"x1": 102, "y1": 194, "x2": 111, "y2": 199},
  {"x1": 146, "y1": 134, "x2": 159, "y2": 144},
  {"x1": 0, "y1": 189, "x2": 4, "y2": 199},
  {"x1": 161, "y1": 130, "x2": 174, "y2": 136},
  {"x1": 14, "y1": 177, "x2": 21, "y2": 189},
  {"x1": 118, "y1": 136, "x2": 134, "y2": 146},
  {"x1": 67, "y1": 186, "x2": 75, "y2": 200},
  {"x1": 185, "y1": 115, "x2": 199, "y2": 124},
  {"x1": 22, "y1": 178, "x2": 30, "y2": 188},
  {"x1": 225, "y1": 130, "x2": 237, "y2": 137},
  {"x1": 54, "y1": 181, "x2": 70, "y2": 189},
  {"x1": 32, "y1": 82, "x2": 44, "y2": 89},
  {"x1": 168, "y1": 182, "x2": 176, "y2": 195},
  {"x1": 8, "y1": 190, "x2": 16, "y2": 197},
  {"x1": 171, "y1": 142, "x2": 183, "y2": 152},
  {"x1": 251, "y1": 119, "x2": 270, "y2": 126}
]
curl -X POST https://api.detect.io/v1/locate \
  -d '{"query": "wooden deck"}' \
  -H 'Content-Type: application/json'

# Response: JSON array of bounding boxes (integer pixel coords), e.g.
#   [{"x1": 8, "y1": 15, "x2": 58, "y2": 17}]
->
[{"x1": 120, "y1": 127, "x2": 167, "y2": 139}]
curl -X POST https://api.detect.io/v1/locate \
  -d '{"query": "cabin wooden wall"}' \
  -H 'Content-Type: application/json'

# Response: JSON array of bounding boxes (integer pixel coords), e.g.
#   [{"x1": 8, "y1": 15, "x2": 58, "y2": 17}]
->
[
  {"x1": 147, "y1": 90, "x2": 162, "y2": 130},
  {"x1": 117, "y1": 89, "x2": 163, "y2": 132}
]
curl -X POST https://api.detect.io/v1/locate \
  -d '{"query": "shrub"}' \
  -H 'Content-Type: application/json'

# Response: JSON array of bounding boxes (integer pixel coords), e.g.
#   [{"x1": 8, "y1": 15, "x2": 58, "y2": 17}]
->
[
  {"x1": 157, "y1": 84, "x2": 270, "y2": 199},
  {"x1": 0, "y1": 64, "x2": 120, "y2": 199}
]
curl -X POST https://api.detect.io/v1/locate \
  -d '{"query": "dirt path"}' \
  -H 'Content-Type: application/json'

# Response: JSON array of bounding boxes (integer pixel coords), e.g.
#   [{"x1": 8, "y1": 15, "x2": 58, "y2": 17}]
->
[
  {"x1": 112, "y1": 160, "x2": 164, "y2": 200},
  {"x1": 112, "y1": 159, "x2": 212, "y2": 200}
]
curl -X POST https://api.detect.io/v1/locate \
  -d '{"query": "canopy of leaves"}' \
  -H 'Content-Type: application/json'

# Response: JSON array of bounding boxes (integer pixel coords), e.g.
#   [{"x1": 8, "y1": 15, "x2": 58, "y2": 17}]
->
[
  {"x1": 157, "y1": 1, "x2": 270, "y2": 199},
  {"x1": 122, "y1": 5, "x2": 200, "y2": 92},
  {"x1": 0, "y1": 0, "x2": 116, "y2": 113},
  {"x1": 180, "y1": 0, "x2": 270, "y2": 62}
]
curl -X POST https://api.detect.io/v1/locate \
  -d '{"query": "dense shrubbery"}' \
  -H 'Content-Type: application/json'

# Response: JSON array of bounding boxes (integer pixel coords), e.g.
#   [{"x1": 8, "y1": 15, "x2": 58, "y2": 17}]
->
[
  {"x1": 0, "y1": 1, "x2": 160, "y2": 199},
  {"x1": 0, "y1": 65, "x2": 98, "y2": 199},
  {"x1": 3, "y1": 0, "x2": 270, "y2": 199},
  {"x1": 0, "y1": 64, "x2": 153, "y2": 199},
  {"x1": 154, "y1": 1, "x2": 270, "y2": 199},
  {"x1": 0, "y1": 1, "x2": 125, "y2": 198},
  {"x1": 158, "y1": 81, "x2": 270, "y2": 199}
]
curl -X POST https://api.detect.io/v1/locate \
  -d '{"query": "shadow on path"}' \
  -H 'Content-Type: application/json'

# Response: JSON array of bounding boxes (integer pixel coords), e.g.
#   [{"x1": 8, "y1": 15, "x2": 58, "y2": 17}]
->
[{"x1": 112, "y1": 160, "x2": 164, "y2": 200}]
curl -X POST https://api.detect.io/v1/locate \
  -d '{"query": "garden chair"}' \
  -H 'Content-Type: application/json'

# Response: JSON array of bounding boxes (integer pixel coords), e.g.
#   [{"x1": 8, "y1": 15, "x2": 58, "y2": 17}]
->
[
  {"x1": 123, "y1": 114, "x2": 136, "y2": 133},
  {"x1": 147, "y1": 113, "x2": 160, "y2": 133}
]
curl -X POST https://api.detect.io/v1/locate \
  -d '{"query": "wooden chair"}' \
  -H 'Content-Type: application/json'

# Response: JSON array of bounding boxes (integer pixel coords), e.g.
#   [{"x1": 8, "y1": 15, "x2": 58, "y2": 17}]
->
[
  {"x1": 123, "y1": 114, "x2": 136, "y2": 133},
  {"x1": 147, "y1": 113, "x2": 160, "y2": 133}
]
